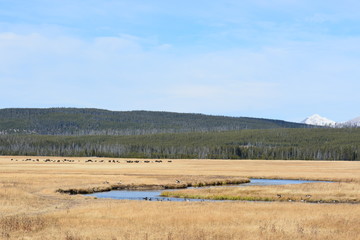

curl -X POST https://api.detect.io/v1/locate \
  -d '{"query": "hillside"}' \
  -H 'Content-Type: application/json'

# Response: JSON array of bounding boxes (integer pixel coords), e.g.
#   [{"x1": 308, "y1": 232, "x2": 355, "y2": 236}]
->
[{"x1": 0, "y1": 108, "x2": 311, "y2": 135}]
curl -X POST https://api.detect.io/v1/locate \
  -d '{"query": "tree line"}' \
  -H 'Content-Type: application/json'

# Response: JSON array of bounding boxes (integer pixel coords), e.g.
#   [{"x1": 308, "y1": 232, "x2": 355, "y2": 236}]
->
[{"x1": 0, "y1": 128, "x2": 358, "y2": 160}]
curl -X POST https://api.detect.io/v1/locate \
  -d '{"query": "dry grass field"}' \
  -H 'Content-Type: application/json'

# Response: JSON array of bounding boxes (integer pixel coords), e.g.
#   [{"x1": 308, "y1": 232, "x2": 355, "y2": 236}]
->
[{"x1": 0, "y1": 156, "x2": 360, "y2": 239}]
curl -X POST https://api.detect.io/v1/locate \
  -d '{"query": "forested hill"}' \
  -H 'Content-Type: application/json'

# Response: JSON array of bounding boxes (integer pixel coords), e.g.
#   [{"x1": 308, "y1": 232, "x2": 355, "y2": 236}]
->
[{"x1": 0, "y1": 108, "x2": 311, "y2": 135}]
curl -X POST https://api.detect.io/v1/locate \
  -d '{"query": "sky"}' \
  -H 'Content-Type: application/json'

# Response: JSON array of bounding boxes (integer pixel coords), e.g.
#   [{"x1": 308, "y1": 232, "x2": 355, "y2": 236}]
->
[{"x1": 1, "y1": 0, "x2": 360, "y2": 122}]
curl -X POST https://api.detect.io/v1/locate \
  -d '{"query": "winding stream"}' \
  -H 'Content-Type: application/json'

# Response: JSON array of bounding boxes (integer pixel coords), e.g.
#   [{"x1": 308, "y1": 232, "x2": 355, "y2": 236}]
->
[{"x1": 86, "y1": 178, "x2": 325, "y2": 202}]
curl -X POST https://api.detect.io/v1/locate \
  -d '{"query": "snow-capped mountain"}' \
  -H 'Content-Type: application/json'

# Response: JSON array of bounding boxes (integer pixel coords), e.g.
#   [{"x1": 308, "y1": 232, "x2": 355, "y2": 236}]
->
[
  {"x1": 343, "y1": 116, "x2": 360, "y2": 127},
  {"x1": 302, "y1": 114, "x2": 360, "y2": 128},
  {"x1": 301, "y1": 114, "x2": 336, "y2": 127}
]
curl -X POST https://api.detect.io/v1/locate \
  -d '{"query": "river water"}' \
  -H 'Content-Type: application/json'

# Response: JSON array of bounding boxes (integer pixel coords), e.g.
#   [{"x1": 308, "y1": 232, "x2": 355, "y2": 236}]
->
[{"x1": 86, "y1": 178, "x2": 324, "y2": 202}]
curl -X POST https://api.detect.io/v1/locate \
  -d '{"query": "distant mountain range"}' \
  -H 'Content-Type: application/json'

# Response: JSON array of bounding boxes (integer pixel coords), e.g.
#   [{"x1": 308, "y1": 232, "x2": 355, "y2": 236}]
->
[
  {"x1": 0, "y1": 108, "x2": 311, "y2": 135},
  {"x1": 302, "y1": 114, "x2": 360, "y2": 127}
]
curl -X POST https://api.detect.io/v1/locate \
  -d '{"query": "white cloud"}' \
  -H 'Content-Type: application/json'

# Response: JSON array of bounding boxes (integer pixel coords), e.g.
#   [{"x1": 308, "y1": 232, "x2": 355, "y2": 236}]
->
[{"x1": 0, "y1": 25, "x2": 360, "y2": 121}]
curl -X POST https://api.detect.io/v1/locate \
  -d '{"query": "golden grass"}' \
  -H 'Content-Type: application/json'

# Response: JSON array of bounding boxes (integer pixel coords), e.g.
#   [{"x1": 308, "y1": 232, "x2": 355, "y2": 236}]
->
[
  {"x1": 162, "y1": 182, "x2": 360, "y2": 203},
  {"x1": 1, "y1": 156, "x2": 360, "y2": 239},
  {"x1": 49, "y1": 201, "x2": 360, "y2": 240}
]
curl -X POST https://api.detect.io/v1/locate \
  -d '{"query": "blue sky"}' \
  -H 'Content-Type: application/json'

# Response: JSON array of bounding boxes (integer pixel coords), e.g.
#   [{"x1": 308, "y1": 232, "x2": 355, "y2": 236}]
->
[{"x1": 1, "y1": 0, "x2": 360, "y2": 122}]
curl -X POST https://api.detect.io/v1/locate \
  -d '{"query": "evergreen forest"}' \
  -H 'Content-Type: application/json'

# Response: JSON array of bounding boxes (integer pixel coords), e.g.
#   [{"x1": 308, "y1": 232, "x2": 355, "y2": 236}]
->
[{"x1": 1, "y1": 128, "x2": 359, "y2": 160}]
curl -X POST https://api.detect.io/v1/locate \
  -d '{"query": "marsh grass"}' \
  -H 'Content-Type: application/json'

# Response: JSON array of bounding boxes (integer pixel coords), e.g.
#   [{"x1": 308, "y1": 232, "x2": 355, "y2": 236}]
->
[
  {"x1": 57, "y1": 178, "x2": 250, "y2": 194},
  {"x1": 161, "y1": 182, "x2": 360, "y2": 203},
  {"x1": 0, "y1": 215, "x2": 47, "y2": 233},
  {"x1": 0, "y1": 214, "x2": 57, "y2": 239}
]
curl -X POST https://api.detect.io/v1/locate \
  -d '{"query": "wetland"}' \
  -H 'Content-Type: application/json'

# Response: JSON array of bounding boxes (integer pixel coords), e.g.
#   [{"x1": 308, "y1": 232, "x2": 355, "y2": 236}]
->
[
  {"x1": 1, "y1": 156, "x2": 360, "y2": 239},
  {"x1": 87, "y1": 178, "x2": 328, "y2": 202}
]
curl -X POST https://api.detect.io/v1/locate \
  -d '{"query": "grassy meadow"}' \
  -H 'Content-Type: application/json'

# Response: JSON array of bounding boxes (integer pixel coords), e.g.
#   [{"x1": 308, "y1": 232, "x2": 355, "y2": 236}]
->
[{"x1": 0, "y1": 156, "x2": 360, "y2": 239}]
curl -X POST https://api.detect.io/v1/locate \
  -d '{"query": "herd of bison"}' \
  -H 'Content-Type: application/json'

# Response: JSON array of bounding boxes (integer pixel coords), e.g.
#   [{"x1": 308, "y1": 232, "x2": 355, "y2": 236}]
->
[{"x1": 10, "y1": 158, "x2": 172, "y2": 164}]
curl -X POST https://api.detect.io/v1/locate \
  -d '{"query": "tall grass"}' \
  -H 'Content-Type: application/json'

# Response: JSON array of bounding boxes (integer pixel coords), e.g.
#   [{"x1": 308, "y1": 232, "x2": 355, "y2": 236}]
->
[{"x1": 0, "y1": 215, "x2": 57, "y2": 239}]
